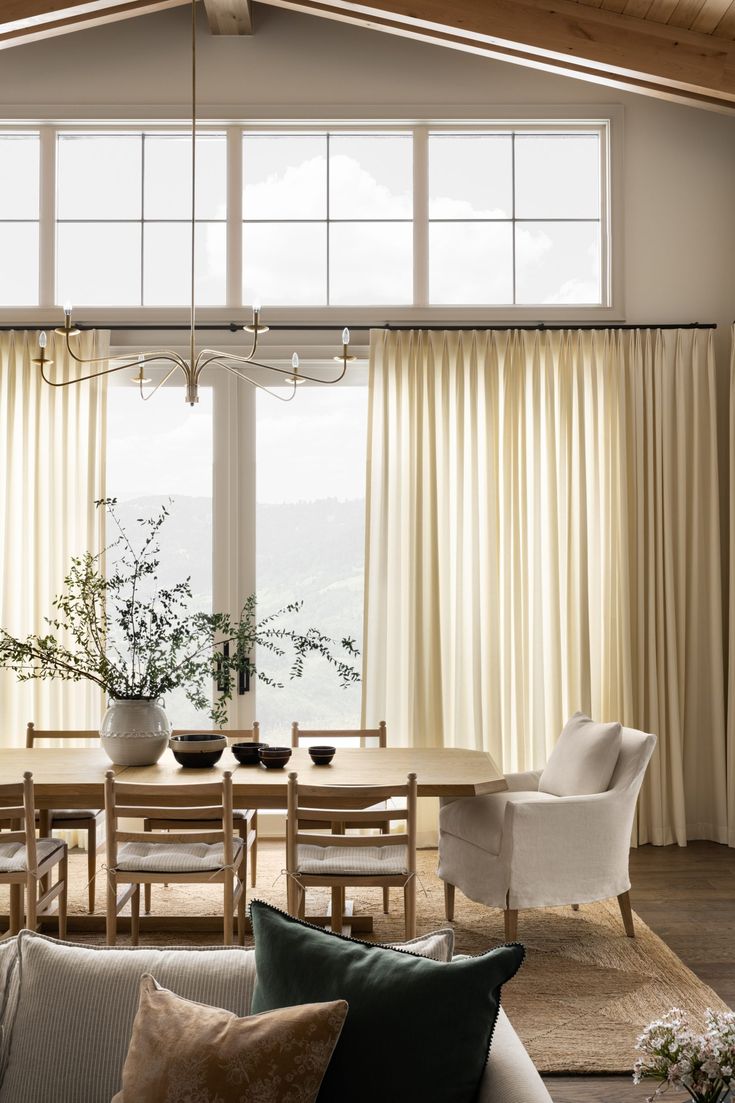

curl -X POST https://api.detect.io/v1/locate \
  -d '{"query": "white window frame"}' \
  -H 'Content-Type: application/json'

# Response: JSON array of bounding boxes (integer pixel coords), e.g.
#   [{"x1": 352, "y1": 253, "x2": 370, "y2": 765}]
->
[{"x1": 0, "y1": 109, "x2": 623, "y2": 327}]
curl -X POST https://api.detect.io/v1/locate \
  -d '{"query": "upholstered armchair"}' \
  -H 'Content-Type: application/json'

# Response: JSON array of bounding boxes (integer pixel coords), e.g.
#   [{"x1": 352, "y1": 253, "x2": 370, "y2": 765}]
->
[{"x1": 438, "y1": 716, "x2": 656, "y2": 940}]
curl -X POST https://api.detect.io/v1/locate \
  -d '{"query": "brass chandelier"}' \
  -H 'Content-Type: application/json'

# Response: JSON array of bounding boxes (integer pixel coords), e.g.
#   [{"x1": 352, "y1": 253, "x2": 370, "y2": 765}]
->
[{"x1": 33, "y1": 0, "x2": 354, "y2": 407}]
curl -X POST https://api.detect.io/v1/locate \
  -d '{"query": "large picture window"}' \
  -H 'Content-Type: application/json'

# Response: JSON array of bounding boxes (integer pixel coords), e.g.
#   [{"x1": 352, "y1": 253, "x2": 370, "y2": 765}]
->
[{"x1": 0, "y1": 118, "x2": 614, "y2": 316}]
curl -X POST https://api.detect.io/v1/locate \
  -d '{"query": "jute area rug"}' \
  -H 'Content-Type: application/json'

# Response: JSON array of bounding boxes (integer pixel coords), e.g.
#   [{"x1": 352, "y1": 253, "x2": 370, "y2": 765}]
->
[{"x1": 12, "y1": 845, "x2": 729, "y2": 1075}]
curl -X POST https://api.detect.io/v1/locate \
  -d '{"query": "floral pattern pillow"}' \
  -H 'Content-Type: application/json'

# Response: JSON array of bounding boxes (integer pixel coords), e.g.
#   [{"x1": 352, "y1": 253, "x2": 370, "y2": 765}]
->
[{"x1": 111, "y1": 974, "x2": 348, "y2": 1103}]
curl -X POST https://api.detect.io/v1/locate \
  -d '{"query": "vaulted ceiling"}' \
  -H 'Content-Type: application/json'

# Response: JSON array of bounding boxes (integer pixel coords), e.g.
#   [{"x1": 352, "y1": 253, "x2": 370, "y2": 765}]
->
[{"x1": 2, "y1": 0, "x2": 734, "y2": 111}]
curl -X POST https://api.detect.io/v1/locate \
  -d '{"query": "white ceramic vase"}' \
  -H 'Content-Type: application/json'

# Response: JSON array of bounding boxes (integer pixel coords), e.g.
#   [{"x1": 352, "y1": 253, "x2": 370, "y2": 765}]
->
[{"x1": 100, "y1": 698, "x2": 171, "y2": 766}]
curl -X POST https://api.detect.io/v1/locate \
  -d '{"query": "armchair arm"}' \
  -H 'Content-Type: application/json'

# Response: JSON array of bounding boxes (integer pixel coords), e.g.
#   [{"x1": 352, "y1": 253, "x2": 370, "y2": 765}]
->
[
  {"x1": 502, "y1": 790, "x2": 636, "y2": 909},
  {"x1": 505, "y1": 770, "x2": 542, "y2": 792}
]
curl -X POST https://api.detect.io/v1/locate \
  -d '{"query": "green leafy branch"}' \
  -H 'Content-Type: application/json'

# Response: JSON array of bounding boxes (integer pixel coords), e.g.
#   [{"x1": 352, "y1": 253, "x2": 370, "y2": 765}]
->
[{"x1": 0, "y1": 499, "x2": 360, "y2": 726}]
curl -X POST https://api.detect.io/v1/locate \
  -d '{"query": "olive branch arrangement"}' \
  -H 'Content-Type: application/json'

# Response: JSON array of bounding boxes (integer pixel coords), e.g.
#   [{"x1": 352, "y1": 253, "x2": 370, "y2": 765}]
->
[{"x1": 0, "y1": 499, "x2": 360, "y2": 726}]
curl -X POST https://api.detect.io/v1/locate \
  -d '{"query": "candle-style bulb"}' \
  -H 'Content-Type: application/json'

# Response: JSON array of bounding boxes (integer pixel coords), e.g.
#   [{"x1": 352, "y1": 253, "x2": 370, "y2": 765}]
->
[
  {"x1": 342, "y1": 327, "x2": 350, "y2": 346},
  {"x1": 63, "y1": 302, "x2": 73, "y2": 317},
  {"x1": 253, "y1": 299, "x2": 261, "y2": 314},
  {"x1": 39, "y1": 331, "x2": 47, "y2": 349},
  {"x1": 291, "y1": 352, "x2": 299, "y2": 370}
]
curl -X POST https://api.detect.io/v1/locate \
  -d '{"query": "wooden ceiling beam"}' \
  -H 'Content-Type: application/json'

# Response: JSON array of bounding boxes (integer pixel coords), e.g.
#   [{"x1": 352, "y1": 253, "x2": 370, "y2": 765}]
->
[
  {"x1": 258, "y1": 0, "x2": 735, "y2": 109},
  {"x1": 203, "y1": 0, "x2": 253, "y2": 32},
  {"x1": 0, "y1": 0, "x2": 188, "y2": 49}
]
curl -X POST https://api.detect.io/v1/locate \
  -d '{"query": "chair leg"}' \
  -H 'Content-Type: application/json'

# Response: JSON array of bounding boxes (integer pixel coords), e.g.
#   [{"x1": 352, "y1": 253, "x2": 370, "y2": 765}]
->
[
  {"x1": 106, "y1": 871, "x2": 118, "y2": 946},
  {"x1": 250, "y1": 812, "x2": 258, "y2": 888},
  {"x1": 130, "y1": 885, "x2": 140, "y2": 946},
  {"x1": 617, "y1": 890, "x2": 635, "y2": 938},
  {"x1": 330, "y1": 886, "x2": 344, "y2": 934},
  {"x1": 25, "y1": 872, "x2": 37, "y2": 932},
  {"x1": 404, "y1": 878, "x2": 416, "y2": 940},
  {"x1": 297, "y1": 885, "x2": 306, "y2": 920},
  {"x1": 571, "y1": 903, "x2": 580, "y2": 911},
  {"x1": 383, "y1": 887, "x2": 390, "y2": 913},
  {"x1": 504, "y1": 908, "x2": 518, "y2": 941},
  {"x1": 237, "y1": 847, "x2": 247, "y2": 946},
  {"x1": 87, "y1": 820, "x2": 97, "y2": 915},
  {"x1": 58, "y1": 850, "x2": 68, "y2": 941},
  {"x1": 444, "y1": 881, "x2": 455, "y2": 922},
  {"x1": 144, "y1": 819, "x2": 152, "y2": 915},
  {"x1": 9, "y1": 884, "x2": 22, "y2": 936},
  {"x1": 223, "y1": 877, "x2": 234, "y2": 946}
]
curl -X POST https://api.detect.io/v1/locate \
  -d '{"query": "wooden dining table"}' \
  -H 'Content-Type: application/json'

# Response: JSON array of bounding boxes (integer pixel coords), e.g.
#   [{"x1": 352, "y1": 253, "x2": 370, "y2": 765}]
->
[{"x1": 0, "y1": 744, "x2": 507, "y2": 935}]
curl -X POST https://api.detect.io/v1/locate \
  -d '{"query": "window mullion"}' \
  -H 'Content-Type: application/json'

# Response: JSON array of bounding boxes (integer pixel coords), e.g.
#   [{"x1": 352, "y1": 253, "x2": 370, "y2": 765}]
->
[
  {"x1": 39, "y1": 126, "x2": 56, "y2": 308},
  {"x1": 227, "y1": 126, "x2": 243, "y2": 308},
  {"x1": 413, "y1": 126, "x2": 429, "y2": 309}
]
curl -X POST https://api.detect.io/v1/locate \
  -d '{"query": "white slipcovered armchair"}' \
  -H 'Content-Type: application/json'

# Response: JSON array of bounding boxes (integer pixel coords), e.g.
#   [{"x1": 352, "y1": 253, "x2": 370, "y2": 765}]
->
[{"x1": 438, "y1": 718, "x2": 656, "y2": 941}]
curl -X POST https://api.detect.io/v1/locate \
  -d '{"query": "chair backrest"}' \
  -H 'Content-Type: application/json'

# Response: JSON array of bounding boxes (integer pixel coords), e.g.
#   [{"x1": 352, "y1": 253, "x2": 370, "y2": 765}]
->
[
  {"x1": 609, "y1": 727, "x2": 657, "y2": 797},
  {"x1": 286, "y1": 771, "x2": 417, "y2": 877},
  {"x1": 0, "y1": 772, "x2": 37, "y2": 870},
  {"x1": 171, "y1": 723, "x2": 260, "y2": 743},
  {"x1": 26, "y1": 723, "x2": 99, "y2": 748},
  {"x1": 290, "y1": 721, "x2": 386, "y2": 748},
  {"x1": 104, "y1": 771, "x2": 235, "y2": 872}
]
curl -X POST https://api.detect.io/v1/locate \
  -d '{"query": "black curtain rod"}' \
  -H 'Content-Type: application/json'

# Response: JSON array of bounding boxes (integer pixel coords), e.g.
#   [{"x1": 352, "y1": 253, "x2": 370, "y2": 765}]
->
[
  {"x1": 0, "y1": 321, "x2": 716, "y2": 333},
  {"x1": 0, "y1": 319, "x2": 715, "y2": 330}
]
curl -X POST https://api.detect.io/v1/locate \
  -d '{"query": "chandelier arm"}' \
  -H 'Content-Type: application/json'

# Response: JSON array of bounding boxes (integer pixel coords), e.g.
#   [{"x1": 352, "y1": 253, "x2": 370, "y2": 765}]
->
[
  {"x1": 139, "y1": 362, "x2": 182, "y2": 402},
  {"x1": 40, "y1": 359, "x2": 146, "y2": 388},
  {"x1": 196, "y1": 349, "x2": 349, "y2": 385},
  {"x1": 219, "y1": 362, "x2": 298, "y2": 402},
  {"x1": 62, "y1": 335, "x2": 188, "y2": 374}
]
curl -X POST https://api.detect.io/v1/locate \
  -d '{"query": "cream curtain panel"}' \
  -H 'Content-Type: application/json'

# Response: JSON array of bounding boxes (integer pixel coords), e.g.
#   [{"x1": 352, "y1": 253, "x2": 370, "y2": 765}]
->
[
  {"x1": 363, "y1": 327, "x2": 728, "y2": 847},
  {"x1": 0, "y1": 330, "x2": 109, "y2": 759}
]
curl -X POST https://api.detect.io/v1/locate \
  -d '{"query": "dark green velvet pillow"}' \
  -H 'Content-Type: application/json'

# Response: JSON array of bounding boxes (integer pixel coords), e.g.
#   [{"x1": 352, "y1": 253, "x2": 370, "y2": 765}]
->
[{"x1": 250, "y1": 901, "x2": 524, "y2": 1103}]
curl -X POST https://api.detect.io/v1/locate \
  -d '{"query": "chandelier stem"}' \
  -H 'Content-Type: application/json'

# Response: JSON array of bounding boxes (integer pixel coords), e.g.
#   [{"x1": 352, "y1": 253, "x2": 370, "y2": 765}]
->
[{"x1": 190, "y1": 0, "x2": 197, "y2": 376}]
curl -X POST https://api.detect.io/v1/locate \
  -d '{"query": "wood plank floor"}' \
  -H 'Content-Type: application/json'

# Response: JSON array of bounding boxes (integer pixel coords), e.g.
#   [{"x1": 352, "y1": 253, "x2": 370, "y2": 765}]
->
[{"x1": 543, "y1": 841, "x2": 735, "y2": 1102}]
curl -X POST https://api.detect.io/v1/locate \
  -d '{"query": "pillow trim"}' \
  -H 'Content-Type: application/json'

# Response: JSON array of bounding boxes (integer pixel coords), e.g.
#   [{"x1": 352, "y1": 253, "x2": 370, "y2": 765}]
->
[
  {"x1": 16, "y1": 929, "x2": 255, "y2": 956},
  {"x1": 250, "y1": 898, "x2": 514, "y2": 963}
]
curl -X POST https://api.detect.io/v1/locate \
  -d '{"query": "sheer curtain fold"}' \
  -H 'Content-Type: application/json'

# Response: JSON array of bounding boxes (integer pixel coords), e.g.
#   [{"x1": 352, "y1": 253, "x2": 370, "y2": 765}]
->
[
  {"x1": 0, "y1": 330, "x2": 109, "y2": 753},
  {"x1": 363, "y1": 327, "x2": 728, "y2": 847}
]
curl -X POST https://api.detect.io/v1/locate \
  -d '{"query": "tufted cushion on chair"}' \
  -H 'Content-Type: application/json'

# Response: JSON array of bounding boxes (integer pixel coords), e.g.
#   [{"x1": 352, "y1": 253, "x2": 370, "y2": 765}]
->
[
  {"x1": 440, "y1": 792, "x2": 557, "y2": 855},
  {"x1": 0, "y1": 838, "x2": 64, "y2": 873},
  {"x1": 116, "y1": 837, "x2": 243, "y2": 873},
  {"x1": 297, "y1": 844, "x2": 409, "y2": 876},
  {"x1": 538, "y1": 711, "x2": 622, "y2": 797}
]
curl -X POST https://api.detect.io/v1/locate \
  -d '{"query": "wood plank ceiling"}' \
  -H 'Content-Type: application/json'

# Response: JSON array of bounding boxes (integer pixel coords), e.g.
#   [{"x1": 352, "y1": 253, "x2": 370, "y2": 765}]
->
[
  {"x1": 2, "y1": 0, "x2": 735, "y2": 111},
  {"x1": 571, "y1": 0, "x2": 735, "y2": 39}
]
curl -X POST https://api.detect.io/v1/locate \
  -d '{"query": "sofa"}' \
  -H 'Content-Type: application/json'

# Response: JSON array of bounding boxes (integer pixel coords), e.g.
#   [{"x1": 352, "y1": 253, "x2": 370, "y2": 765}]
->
[{"x1": 0, "y1": 929, "x2": 552, "y2": 1102}]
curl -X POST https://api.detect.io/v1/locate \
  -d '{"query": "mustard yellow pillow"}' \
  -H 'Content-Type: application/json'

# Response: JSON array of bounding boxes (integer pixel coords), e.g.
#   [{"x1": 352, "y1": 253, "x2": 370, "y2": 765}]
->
[{"x1": 112, "y1": 974, "x2": 348, "y2": 1103}]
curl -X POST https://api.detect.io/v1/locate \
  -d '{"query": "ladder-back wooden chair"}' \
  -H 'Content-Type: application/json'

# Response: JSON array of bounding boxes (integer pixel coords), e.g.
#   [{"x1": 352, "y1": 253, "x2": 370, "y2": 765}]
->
[
  {"x1": 286, "y1": 771, "x2": 417, "y2": 939},
  {"x1": 105, "y1": 770, "x2": 246, "y2": 946},
  {"x1": 291, "y1": 722, "x2": 392, "y2": 912},
  {"x1": 143, "y1": 725, "x2": 260, "y2": 915},
  {"x1": 0, "y1": 771, "x2": 68, "y2": 937},
  {"x1": 26, "y1": 723, "x2": 102, "y2": 913}
]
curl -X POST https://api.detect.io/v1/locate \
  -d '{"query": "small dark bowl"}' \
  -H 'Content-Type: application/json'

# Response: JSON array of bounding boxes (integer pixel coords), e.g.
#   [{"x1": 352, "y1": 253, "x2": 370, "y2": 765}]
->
[
  {"x1": 231, "y1": 741, "x2": 269, "y2": 766},
  {"x1": 259, "y1": 746, "x2": 292, "y2": 770},
  {"x1": 170, "y1": 733, "x2": 226, "y2": 769},
  {"x1": 309, "y1": 745, "x2": 336, "y2": 766}
]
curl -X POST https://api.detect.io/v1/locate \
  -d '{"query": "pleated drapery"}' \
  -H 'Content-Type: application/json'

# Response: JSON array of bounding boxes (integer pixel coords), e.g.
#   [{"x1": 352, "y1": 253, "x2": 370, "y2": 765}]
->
[
  {"x1": 0, "y1": 330, "x2": 109, "y2": 779},
  {"x1": 362, "y1": 328, "x2": 728, "y2": 847}
]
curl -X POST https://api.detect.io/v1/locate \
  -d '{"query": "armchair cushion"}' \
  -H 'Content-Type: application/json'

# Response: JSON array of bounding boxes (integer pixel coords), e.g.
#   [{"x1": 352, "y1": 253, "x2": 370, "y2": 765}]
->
[
  {"x1": 440, "y1": 791, "x2": 557, "y2": 856},
  {"x1": 539, "y1": 712, "x2": 622, "y2": 797}
]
